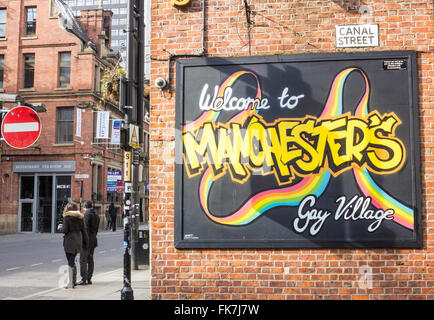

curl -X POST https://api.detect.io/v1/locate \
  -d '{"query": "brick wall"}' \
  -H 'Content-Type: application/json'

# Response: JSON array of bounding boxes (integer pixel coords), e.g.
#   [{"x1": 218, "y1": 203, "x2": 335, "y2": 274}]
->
[{"x1": 150, "y1": 0, "x2": 434, "y2": 299}]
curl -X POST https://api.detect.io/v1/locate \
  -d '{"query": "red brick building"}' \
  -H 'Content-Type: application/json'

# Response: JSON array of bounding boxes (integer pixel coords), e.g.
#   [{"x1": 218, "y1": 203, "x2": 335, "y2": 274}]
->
[
  {"x1": 0, "y1": 0, "x2": 125, "y2": 233},
  {"x1": 150, "y1": 1, "x2": 434, "y2": 299}
]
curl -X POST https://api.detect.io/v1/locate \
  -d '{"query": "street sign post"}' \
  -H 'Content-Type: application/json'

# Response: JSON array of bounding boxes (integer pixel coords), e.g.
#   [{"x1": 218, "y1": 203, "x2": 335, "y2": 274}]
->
[{"x1": 1, "y1": 106, "x2": 41, "y2": 149}]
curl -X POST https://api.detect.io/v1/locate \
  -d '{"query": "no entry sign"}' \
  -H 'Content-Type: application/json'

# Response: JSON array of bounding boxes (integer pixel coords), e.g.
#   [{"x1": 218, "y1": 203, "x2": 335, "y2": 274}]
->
[
  {"x1": 116, "y1": 182, "x2": 125, "y2": 193},
  {"x1": 1, "y1": 106, "x2": 41, "y2": 149}
]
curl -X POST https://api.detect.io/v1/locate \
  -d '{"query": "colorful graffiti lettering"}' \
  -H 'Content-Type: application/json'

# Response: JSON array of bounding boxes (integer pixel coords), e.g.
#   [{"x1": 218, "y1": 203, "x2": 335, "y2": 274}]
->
[
  {"x1": 182, "y1": 68, "x2": 414, "y2": 230},
  {"x1": 183, "y1": 112, "x2": 405, "y2": 185}
]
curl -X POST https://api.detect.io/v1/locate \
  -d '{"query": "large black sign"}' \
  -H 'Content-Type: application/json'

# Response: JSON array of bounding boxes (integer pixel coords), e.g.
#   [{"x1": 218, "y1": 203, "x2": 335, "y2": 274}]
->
[{"x1": 175, "y1": 51, "x2": 422, "y2": 248}]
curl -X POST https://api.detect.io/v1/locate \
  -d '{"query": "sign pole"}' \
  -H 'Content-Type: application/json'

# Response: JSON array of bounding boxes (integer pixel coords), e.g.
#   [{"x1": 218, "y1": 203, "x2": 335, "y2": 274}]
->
[
  {"x1": 120, "y1": 0, "x2": 144, "y2": 298},
  {"x1": 121, "y1": 147, "x2": 134, "y2": 300}
]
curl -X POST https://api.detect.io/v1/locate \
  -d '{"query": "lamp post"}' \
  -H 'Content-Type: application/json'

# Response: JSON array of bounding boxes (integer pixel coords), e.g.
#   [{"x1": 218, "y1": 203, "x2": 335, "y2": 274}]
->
[{"x1": 120, "y1": 0, "x2": 144, "y2": 300}]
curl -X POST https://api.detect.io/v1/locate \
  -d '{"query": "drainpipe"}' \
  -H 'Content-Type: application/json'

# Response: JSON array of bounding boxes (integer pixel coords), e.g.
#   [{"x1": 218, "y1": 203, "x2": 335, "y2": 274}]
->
[{"x1": 166, "y1": 0, "x2": 206, "y2": 93}]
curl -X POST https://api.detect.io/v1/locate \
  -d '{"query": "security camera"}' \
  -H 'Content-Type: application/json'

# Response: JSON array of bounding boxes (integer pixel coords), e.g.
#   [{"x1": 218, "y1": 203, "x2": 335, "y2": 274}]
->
[{"x1": 154, "y1": 77, "x2": 167, "y2": 89}]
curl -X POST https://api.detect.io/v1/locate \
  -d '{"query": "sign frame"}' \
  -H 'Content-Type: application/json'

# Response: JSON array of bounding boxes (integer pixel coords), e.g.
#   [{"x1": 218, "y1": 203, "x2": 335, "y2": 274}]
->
[
  {"x1": 124, "y1": 151, "x2": 132, "y2": 182},
  {"x1": 13, "y1": 161, "x2": 76, "y2": 173},
  {"x1": 174, "y1": 51, "x2": 422, "y2": 249},
  {"x1": 129, "y1": 124, "x2": 140, "y2": 148},
  {"x1": 335, "y1": 24, "x2": 379, "y2": 48}
]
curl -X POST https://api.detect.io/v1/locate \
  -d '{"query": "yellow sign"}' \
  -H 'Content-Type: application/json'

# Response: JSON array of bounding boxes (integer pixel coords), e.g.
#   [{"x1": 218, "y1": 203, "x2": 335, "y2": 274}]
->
[
  {"x1": 124, "y1": 151, "x2": 132, "y2": 182},
  {"x1": 129, "y1": 124, "x2": 140, "y2": 149},
  {"x1": 171, "y1": 0, "x2": 190, "y2": 6}
]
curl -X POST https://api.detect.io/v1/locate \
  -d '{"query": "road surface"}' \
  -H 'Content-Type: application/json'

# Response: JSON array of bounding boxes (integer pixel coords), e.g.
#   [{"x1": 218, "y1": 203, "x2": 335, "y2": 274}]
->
[{"x1": 0, "y1": 230, "x2": 125, "y2": 300}]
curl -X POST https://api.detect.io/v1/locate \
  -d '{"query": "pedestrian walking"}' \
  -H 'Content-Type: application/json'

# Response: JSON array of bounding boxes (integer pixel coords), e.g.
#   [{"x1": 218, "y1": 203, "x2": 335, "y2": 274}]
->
[
  {"x1": 77, "y1": 200, "x2": 100, "y2": 285},
  {"x1": 108, "y1": 202, "x2": 117, "y2": 232},
  {"x1": 105, "y1": 205, "x2": 112, "y2": 230},
  {"x1": 57, "y1": 202, "x2": 88, "y2": 289}
]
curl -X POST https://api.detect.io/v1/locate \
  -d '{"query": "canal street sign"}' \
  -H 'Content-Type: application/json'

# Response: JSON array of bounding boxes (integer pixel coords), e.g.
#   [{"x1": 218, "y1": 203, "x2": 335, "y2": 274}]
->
[
  {"x1": 335, "y1": 24, "x2": 379, "y2": 48},
  {"x1": 1, "y1": 106, "x2": 41, "y2": 149}
]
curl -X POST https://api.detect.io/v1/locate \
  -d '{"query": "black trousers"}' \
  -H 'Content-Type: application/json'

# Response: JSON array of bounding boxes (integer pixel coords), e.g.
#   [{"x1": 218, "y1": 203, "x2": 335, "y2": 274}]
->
[
  {"x1": 110, "y1": 215, "x2": 117, "y2": 231},
  {"x1": 65, "y1": 252, "x2": 77, "y2": 268},
  {"x1": 79, "y1": 246, "x2": 95, "y2": 281}
]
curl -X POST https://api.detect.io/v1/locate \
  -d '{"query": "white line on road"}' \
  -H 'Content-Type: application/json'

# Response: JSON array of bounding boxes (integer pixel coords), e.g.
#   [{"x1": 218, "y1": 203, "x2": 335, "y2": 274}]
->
[
  {"x1": 30, "y1": 263, "x2": 43, "y2": 267},
  {"x1": 6, "y1": 267, "x2": 22, "y2": 271},
  {"x1": 51, "y1": 259, "x2": 63, "y2": 263},
  {"x1": 99, "y1": 250, "x2": 107, "y2": 254}
]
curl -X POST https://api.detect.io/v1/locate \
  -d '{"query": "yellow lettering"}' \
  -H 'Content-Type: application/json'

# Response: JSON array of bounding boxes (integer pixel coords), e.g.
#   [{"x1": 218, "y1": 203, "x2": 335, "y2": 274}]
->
[{"x1": 182, "y1": 112, "x2": 406, "y2": 185}]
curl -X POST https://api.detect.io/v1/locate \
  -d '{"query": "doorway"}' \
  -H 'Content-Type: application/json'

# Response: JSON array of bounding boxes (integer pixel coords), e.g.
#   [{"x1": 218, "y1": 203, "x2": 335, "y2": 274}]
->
[
  {"x1": 19, "y1": 174, "x2": 72, "y2": 233},
  {"x1": 38, "y1": 176, "x2": 53, "y2": 233}
]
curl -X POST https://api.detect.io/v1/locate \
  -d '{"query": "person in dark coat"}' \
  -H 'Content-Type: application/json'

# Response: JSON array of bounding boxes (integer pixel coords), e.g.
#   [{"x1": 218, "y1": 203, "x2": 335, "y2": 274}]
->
[
  {"x1": 78, "y1": 200, "x2": 100, "y2": 285},
  {"x1": 108, "y1": 202, "x2": 117, "y2": 232},
  {"x1": 105, "y1": 206, "x2": 112, "y2": 230},
  {"x1": 58, "y1": 202, "x2": 88, "y2": 289}
]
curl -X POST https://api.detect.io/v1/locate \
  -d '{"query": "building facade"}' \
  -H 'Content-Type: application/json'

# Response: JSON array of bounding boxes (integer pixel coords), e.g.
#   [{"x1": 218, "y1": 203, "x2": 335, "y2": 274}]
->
[
  {"x1": 63, "y1": 0, "x2": 128, "y2": 60},
  {"x1": 150, "y1": 0, "x2": 434, "y2": 299},
  {"x1": 63, "y1": 0, "x2": 151, "y2": 80},
  {"x1": 0, "y1": 0, "x2": 125, "y2": 234}
]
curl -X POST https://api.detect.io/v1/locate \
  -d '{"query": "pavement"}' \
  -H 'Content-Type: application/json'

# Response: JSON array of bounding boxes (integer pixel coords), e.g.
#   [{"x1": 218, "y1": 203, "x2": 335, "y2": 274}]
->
[{"x1": 8, "y1": 265, "x2": 151, "y2": 300}]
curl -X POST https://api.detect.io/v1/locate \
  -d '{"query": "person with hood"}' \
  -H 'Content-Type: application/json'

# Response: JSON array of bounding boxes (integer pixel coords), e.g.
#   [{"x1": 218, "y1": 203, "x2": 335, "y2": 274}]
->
[
  {"x1": 58, "y1": 202, "x2": 88, "y2": 289},
  {"x1": 77, "y1": 200, "x2": 100, "y2": 285}
]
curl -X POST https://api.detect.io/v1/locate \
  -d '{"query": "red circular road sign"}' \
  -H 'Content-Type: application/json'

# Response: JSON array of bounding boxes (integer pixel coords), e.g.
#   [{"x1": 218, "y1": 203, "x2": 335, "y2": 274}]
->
[
  {"x1": 116, "y1": 182, "x2": 125, "y2": 193},
  {"x1": 1, "y1": 106, "x2": 41, "y2": 149}
]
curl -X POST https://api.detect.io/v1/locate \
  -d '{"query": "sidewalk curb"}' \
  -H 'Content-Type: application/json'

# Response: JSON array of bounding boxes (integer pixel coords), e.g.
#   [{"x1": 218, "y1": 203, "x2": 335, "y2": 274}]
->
[{"x1": 23, "y1": 266, "x2": 150, "y2": 300}]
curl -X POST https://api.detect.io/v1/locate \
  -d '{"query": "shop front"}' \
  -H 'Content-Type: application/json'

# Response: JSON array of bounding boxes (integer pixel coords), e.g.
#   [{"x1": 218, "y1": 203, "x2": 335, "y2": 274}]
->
[{"x1": 14, "y1": 161, "x2": 75, "y2": 233}]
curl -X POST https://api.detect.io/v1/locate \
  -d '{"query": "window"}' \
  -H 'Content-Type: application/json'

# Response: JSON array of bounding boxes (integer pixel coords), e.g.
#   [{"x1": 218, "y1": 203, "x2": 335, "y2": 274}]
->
[
  {"x1": 92, "y1": 164, "x2": 102, "y2": 202},
  {"x1": 107, "y1": 168, "x2": 121, "y2": 203},
  {"x1": 0, "y1": 55, "x2": 4, "y2": 89},
  {"x1": 23, "y1": 54, "x2": 35, "y2": 88},
  {"x1": 0, "y1": 8, "x2": 6, "y2": 38},
  {"x1": 58, "y1": 52, "x2": 71, "y2": 88},
  {"x1": 94, "y1": 65, "x2": 101, "y2": 93},
  {"x1": 56, "y1": 107, "x2": 74, "y2": 143},
  {"x1": 25, "y1": 7, "x2": 37, "y2": 36},
  {"x1": 103, "y1": 17, "x2": 111, "y2": 46}
]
